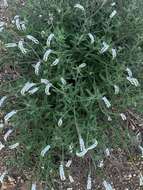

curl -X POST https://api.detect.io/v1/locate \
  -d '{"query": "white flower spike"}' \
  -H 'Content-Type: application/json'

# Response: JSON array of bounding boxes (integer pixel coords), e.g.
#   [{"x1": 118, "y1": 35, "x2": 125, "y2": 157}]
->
[
  {"x1": 43, "y1": 49, "x2": 53, "y2": 61},
  {"x1": 87, "y1": 173, "x2": 92, "y2": 190},
  {"x1": 103, "y1": 180, "x2": 113, "y2": 190},
  {"x1": 110, "y1": 10, "x2": 117, "y2": 19},
  {"x1": 0, "y1": 141, "x2": 5, "y2": 151},
  {"x1": 74, "y1": 4, "x2": 85, "y2": 11},
  {"x1": 28, "y1": 87, "x2": 39, "y2": 95},
  {"x1": 126, "y1": 68, "x2": 133, "y2": 77},
  {"x1": 114, "y1": 85, "x2": 119, "y2": 95},
  {"x1": 20, "y1": 21, "x2": 26, "y2": 31},
  {"x1": 79, "y1": 135, "x2": 86, "y2": 152},
  {"x1": 66, "y1": 160, "x2": 72, "y2": 168},
  {"x1": 21, "y1": 82, "x2": 37, "y2": 96},
  {"x1": 69, "y1": 175, "x2": 74, "y2": 183},
  {"x1": 41, "y1": 145, "x2": 51, "y2": 157},
  {"x1": 26, "y1": 35, "x2": 39, "y2": 44},
  {"x1": 111, "y1": 48, "x2": 117, "y2": 59},
  {"x1": 4, "y1": 129, "x2": 13, "y2": 141},
  {"x1": 5, "y1": 43, "x2": 17, "y2": 48},
  {"x1": 60, "y1": 77, "x2": 67, "y2": 85},
  {"x1": 45, "y1": 83, "x2": 52, "y2": 95},
  {"x1": 0, "y1": 96, "x2": 7, "y2": 107},
  {"x1": 139, "y1": 173, "x2": 143, "y2": 186},
  {"x1": 0, "y1": 171, "x2": 7, "y2": 183},
  {"x1": 102, "y1": 96, "x2": 111, "y2": 108},
  {"x1": 51, "y1": 58, "x2": 60, "y2": 66},
  {"x1": 59, "y1": 163, "x2": 66, "y2": 181},
  {"x1": 126, "y1": 77, "x2": 139, "y2": 87},
  {"x1": 120, "y1": 113, "x2": 127, "y2": 121},
  {"x1": 31, "y1": 183, "x2": 36, "y2": 190},
  {"x1": 58, "y1": 118, "x2": 63, "y2": 127},
  {"x1": 111, "y1": 2, "x2": 116, "y2": 6},
  {"x1": 78, "y1": 63, "x2": 87, "y2": 68},
  {"x1": 100, "y1": 42, "x2": 109, "y2": 54},
  {"x1": 138, "y1": 145, "x2": 143, "y2": 158},
  {"x1": 15, "y1": 16, "x2": 21, "y2": 30},
  {"x1": 33, "y1": 61, "x2": 41, "y2": 76},
  {"x1": 88, "y1": 33, "x2": 95, "y2": 44},
  {"x1": 18, "y1": 40, "x2": 28, "y2": 54},
  {"x1": 105, "y1": 148, "x2": 110, "y2": 157},
  {"x1": 4, "y1": 110, "x2": 17, "y2": 122},
  {"x1": 9, "y1": 142, "x2": 19, "y2": 149},
  {"x1": 46, "y1": 33, "x2": 54, "y2": 47}
]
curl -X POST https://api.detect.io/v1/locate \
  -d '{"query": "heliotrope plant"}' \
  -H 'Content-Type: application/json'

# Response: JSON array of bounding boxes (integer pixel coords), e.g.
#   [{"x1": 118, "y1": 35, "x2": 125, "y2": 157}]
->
[{"x1": 0, "y1": 0, "x2": 143, "y2": 188}]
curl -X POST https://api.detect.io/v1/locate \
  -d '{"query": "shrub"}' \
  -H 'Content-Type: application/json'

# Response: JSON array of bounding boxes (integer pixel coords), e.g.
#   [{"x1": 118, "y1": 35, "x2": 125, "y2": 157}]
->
[{"x1": 0, "y1": 0, "x2": 143, "y2": 184}]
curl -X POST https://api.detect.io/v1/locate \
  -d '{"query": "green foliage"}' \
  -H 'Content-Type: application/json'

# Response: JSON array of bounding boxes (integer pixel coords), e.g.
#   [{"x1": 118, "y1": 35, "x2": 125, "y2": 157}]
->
[{"x1": 0, "y1": 0, "x2": 143, "y2": 183}]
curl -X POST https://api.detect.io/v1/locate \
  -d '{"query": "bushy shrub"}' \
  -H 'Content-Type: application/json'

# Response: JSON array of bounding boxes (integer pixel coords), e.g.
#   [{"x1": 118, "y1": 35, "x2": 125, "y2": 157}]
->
[{"x1": 0, "y1": 0, "x2": 143, "y2": 183}]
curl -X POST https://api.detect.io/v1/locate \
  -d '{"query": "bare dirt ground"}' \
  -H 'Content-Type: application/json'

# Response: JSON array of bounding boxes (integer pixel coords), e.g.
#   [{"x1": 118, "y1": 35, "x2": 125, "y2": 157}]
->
[{"x1": 0, "y1": 0, "x2": 143, "y2": 189}]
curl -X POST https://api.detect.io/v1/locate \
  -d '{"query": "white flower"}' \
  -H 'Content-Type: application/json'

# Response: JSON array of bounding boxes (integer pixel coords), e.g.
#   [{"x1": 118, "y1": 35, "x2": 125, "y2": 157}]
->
[
  {"x1": 139, "y1": 145, "x2": 143, "y2": 158},
  {"x1": 111, "y1": 2, "x2": 116, "y2": 6},
  {"x1": 111, "y1": 48, "x2": 117, "y2": 59},
  {"x1": 5, "y1": 43, "x2": 17, "y2": 48},
  {"x1": 100, "y1": 42, "x2": 109, "y2": 54},
  {"x1": 31, "y1": 183, "x2": 36, "y2": 190},
  {"x1": 103, "y1": 180, "x2": 113, "y2": 190},
  {"x1": 126, "y1": 68, "x2": 133, "y2": 77},
  {"x1": 0, "y1": 96, "x2": 7, "y2": 107},
  {"x1": 18, "y1": 40, "x2": 28, "y2": 54},
  {"x1": 51, "y1": 58, "x2": 60, "y2": 66},
  {"x1": 0, "y1": 21, "x2": 5, "y2": 27},
  {"x1": 109, "y1": 10, "x2": 117, "y2": 19},
  {"x1": 0, "y1": 141, "x2": 5, "y2": 151},
  {"x1": 98, "y1": 160, "x2": 104, "y2": 168},
  {"x1": 43, "y1": 49, "x2": 52, "y2": 61},
  {"x1": 33, "y1": 61, "x2": 41, "y2": 76},
  {"x1": 120, "y1": 113, "x2": 127, "y2": 121},
  {"x1": 9, "y1": 142, "x2": 19, "y2": 149},
  {"x1": 69, "y1": 175, "x2": 74, "y2": 183},
  {"x1": 41, "y1": 79, "x2": 50, "y2": 85},
  {"x1": 66, "y1": 160, "x2": 72, "y2": 168},
  {"x1": 28, "y1": 87, "x2": 39, "y2": 95},
  {"x1": 4, "y1": 129, "x2": 13, "y2": 141},
  {"x1": 107, "y1": 116, "x2": 112, "y2": 121},
  {"x1": 21, "y1": 82, "x2": 37, "y2": 96},
  {"x1": 114, "y1": 85, "x2": 119, "y2": 95},
  {"x1": 46, "y1": 33, "x2": 54, "y2": 47},
  {"x1": 76, "y1": 139, "x2": 98, "y2": 157},
  {"x1": 139, "y1": 173, "x2": 143, "y2": 186},
  {"x1": 41, "y1": 79, "x2": 52, "y2": 95},
  {"x1": 20, "y1": 21, "x2": 26, "y2": 31},
  {"x1": 3, "y1": 0, "x2": 8, "y2": 8},
  {"x1": 87, "y1": 173, "x2": 92, "y2": 190},
  {"x1": 60, "y1": 77, "x2": 67, "y2": 85},
  {"x1": 88, "y1": 33, "x2": 95, "y2": 44},
  {"x1": 0, "y1": 27, "x2": 4, "y2": 32},
  {"x1": 4, "y1": 110, "x2": 17, "y2": 122},
  {"x1": 0, "y1": 171, "x2": 7, "y2": 183},
  {"x1": 45, "y1": 83, "x2": 52, "y2": 95},
  {"x1": 105, "y1": 148, "x2": 110, "y2": 157},
  {"x1": 26, "y1": 35, "x2": 39, "y2": 44},
  {"x1": 74, "y1": 4, "x2": 85, "y2": 11},
  {"x1": 78, "y1": 63, "x2": 87, "y2": 68},
  {"x1": 59, "y1": 163, "x2": 66, "y2": 181},
  {"x1": 58, "y1": 118, "x2": 63, "y2": 127},
  {"x1": 14, "y1": 16, "x2": 21, "y2": 31},
  {"x1": 79, "y1": 135, "x2": 86, "y2": 152},
  {"x1": 102, "y1": 96, "x2": 111, "y2": 108},
  {"x1": 41, "y1": 145, "x2": 51, "y2": 157},
  {"x1": 126, "y1": 77, "x2": 139, "y2": 87}
]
